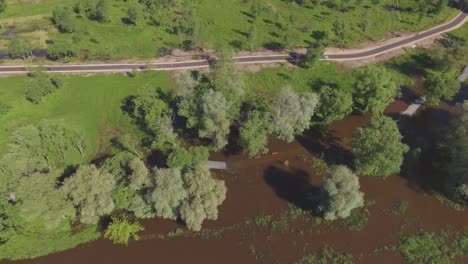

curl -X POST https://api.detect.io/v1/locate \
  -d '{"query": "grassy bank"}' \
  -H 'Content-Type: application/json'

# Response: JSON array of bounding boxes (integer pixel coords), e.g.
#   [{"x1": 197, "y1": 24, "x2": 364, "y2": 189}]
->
[{"x1": 0, "y1": 71, "x2": 172, "y2": 159}]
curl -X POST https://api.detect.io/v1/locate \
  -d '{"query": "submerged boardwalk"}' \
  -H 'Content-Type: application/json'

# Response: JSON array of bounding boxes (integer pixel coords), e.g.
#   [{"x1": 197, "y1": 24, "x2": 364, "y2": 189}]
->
[{"x1": 207, "y1": 161, "x2": 228, "y2": 170}]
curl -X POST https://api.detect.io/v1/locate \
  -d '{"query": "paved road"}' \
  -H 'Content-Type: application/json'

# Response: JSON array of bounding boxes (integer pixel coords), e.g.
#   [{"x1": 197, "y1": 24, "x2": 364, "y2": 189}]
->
[{"x1": 0, "y1": 11, "x2": 466, "y2": 74}]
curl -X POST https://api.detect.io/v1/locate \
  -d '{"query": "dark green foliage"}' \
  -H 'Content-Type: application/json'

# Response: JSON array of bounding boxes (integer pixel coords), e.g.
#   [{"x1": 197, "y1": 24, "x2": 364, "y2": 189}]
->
[
  {"x1": 127, "y1": 1, "x2": 144, "y2": 25},
  {"x1": 0, "y1": 0, "x2": 6, "y2": 13},
  {"x1": 397, "y1": 233, "x2": 451, "y2": 264},
  {"x1": 352, "y1": 115, "x2": 409, "y2": 176},
  {"x1": 125, "y1": 86, "x2": 176, "y2": 150},
  {"x1": 294, "y1": 248, "x2": 353, "y2": 264},
  {"x1": 94, "y1": 0, "x2": 110, "y2": 22},
  {"x1": 442, "y1": 102, "x2": 468, "y2": 204},
  {"x1": 47, "y1": 40, "x2": 77, "y2": 60},
  {"x1": 7, "y1": 38, "x2": 32, "y2": 59},
  {"x1": 425, "y1": 70, "x2": 460, "y2": 106},
  {"x1": 25, "y1": 74, "x2": 60, "y2": 103},
  {"x1": 52, "y1": 7, "x2": 77, "y2": 33},
  {"x1": 353, "y1": 66, "x2": 399, "y2": 114},
  {"x1": 167, "y1": 146, "x2": 209, "y2": 169},
  {"x1": 316, "y1": 85, "x2": 353, "y2": 124},
  {"x1": 302, "y1": 44, "x2": 324, "y2": 68},
  {"x1": 240, "y1": 110, "x2": 271, "y2": 157}
]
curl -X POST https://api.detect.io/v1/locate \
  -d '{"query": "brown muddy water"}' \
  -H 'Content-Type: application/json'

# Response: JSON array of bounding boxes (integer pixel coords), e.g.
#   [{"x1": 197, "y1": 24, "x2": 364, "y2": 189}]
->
[{"x1": 6, "y1": 100, "x2": 468, "y2": 264}]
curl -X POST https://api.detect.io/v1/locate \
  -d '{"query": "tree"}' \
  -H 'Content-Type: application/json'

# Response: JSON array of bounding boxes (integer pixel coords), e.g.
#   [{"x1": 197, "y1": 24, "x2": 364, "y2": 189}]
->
[
  {"x1": 47, "y1": 39, "x2": 77, "y2": 60},
  {"x1": 25, "y1": 73, "x2": 59, "y2": 103},
  {"x1": 316, "y1": 85, "x2": 353, "y2": 124},
  {"x1": 151, "y1": 167, "x2": 187, "y2": 220},
  {"x1": 199, "y1": 90, "x2": 232, "y2": 150},
  {"x1": 301, "y1": 44, "x2": 324, "y2": 68},
  {"x1": 167, "y1": 146, "x2": 209, "y2": 169},
  {"x1": 212, "y1": 50, "x2": 245, "y2": 118},
  {"x1": 16, "y1": 172, "x2": 75, "y2": 230},
  {"x1": 126, "y1": 86, "x2": 177, "y2": 149},
  {"x1": 320, "y1": 165, "x2": 364, "y2": 220},
  {"x1": 0, "y1": 0, "x2": 6, "y2": 13},
  {"x1": 353, "y1": 66, "x2": 399, "y2": 114},
  {"x1": 62, "y1": 164, "x2": 116, "y2": 224},
  {"x1": 5, "y1": 121, "x2": 81, "y2": 174},
  {"x1": 352, "y1": 115, "x2": 409, "y2": 176},
  {"x1": 333, "y1": 19, "x2": 347, "y2": 47},
  {"x1": 443, "y1": 102, "x2": 468, "y2": 204},
  {"x1": 271, "y1": 87, "x2": 319, "y2": 142},
  {"x1": 240, "y1": 110, "x2": 271, "y2": 157},
  {"x1": 179, "y1": 166, "x2": 227, "y2": 231},
  {"x1": 7, "y1": 38, "x2": 32, "y2": 60},
  {"x1": 127, "y1": 2, "x2": 144, "y2": 25},
  {"x1": 52, "y1": 7, "x2": 76, "y2": 33},
  {"x1": 104, "y1": 217, "x2": 144, "y2": 245},
  {"x1": 93, "y1": 0, "x2": 110, "y2": 22},
  {"x1": 425, "y1": 70, "x2": 460, "y2": 106}
]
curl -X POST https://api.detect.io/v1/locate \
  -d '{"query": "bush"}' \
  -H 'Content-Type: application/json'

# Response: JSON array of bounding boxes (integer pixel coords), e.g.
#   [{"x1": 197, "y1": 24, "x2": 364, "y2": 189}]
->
[
  {"x1": 294, "y1": 248, "x2": 353, "y2": 264},
  {"x1": 24, "y1": 74, "x2": 59, "y2": 103},
  {"x1": 104, "y1": 217, "x2": 144, "y2": 245},
  {"x1": 47, "y1": 40, "x2": 77, "y2": 60},
  {"x1": 397, "y1": 233, "x2": 451, "y2": 264}
]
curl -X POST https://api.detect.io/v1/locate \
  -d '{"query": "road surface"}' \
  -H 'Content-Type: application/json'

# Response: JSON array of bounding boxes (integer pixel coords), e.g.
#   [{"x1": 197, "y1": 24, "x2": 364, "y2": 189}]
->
[{"x1": 0, "y1": 11, "x2": 466, "y2": 74}]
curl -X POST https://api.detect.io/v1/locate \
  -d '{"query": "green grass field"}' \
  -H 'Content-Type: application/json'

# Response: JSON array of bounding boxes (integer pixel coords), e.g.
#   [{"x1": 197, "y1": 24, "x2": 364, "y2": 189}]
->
[
  {"x1": 0, "y1": 0, "x2": 459, "y2": 60},
  {"x1": 0, "y1": 71, "x2": 173, "y2": 160}
]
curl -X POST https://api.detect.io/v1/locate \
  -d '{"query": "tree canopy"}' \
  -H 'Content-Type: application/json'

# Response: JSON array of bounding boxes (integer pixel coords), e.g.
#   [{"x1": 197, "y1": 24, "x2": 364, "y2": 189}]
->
[
  {"x1": 425, "y1": 70, "x2": 461, "y2": 106},
  {"x1": 353, "y1": 66, "x2": 398, "y2": 114},
  {"x1": 320, "y1": 165, "x2": 364, "y2": 220},
  {"x1": 271, "y1": 87, "x2": 319, "y2": 142},
  {"x1": 316, "y1": 85, "x2": 353, "y2": 124},
  {"x1": 352, "y1": 116, "x2": 409, "y2": 176},
  {"x1": 62, "y1": 165, "x2": 116, "y2": 224}
]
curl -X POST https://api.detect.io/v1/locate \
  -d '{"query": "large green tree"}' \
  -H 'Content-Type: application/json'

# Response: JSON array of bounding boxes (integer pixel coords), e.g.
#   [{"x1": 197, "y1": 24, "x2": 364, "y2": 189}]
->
[
  {"x1": 443, "y1": 102, "x2": 468, "y2": 204},
  {"x1": 353, "y1": 66, "x2": 398, "y2": 114},
  {"x1": 352, "y1": 115, "x2": 409, "y2": 176},
  {"x1": 151, "y1": 167, "x2": 187, "y2": 220},
  {"x1": 240, "y1": 110, "x2": 271, "y2": 157},
  {"x1": 320, "y1": 165, "x2": 364, "y2": 220},
  {"x1": 199, "y1": 90, "x2": 232, "y2": 150},
  {"x1": 425, "y1": 70, "x2": 461, "y2": 106},
  {"x1": 316, "y1": 85, "x2": 353, "y2": 124},
  {"x1": 180, "y1": 166, "x2": 227, "y2": 231},
  {"x1": 16, "y1": 172, "x2": 75, "y2": 230},
  {"x1": 126, "y1": 86, "x2": 177, "y2": 149},
  {"x1": 62, "y1": 165, "x2": 116, "y2": 224},
  {"x1": 271, "y1": 87, "x2": 319, "y2": 142}
]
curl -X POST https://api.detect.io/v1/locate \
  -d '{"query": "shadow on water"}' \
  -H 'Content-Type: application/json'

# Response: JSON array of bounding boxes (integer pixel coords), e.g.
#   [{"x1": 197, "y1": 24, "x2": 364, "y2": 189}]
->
[
  {"x1": 264, "y1": 166, "x2": 321, "y2": 210},
  {"x1": 297, "y1": 127, "x2": 353, "y2": 167},
  {"x1": 398, "y1": 108, "x2": 453, "y2": 193}
]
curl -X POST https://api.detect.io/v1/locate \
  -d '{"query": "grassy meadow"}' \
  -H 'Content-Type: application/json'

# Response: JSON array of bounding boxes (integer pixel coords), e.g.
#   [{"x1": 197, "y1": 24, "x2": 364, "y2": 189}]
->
[
  {"x1": 0, "y1": 71, "x2": 173, "y2": 161},
  {"x1": 0, "y1": 0, "x2": 460, "y2": 60}
]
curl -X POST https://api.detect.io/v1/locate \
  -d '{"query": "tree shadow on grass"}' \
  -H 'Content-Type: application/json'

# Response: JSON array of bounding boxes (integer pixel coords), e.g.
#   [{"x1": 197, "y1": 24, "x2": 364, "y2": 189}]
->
[
  {"x1": 297, "y1": 127, "x2": 354, "y2": 167},
  {"x1": 385, "y1": 52, "x2": 435, "y2": 76},
  {"x1": 264, "y1": 166, "x2": 321, "y2": 210}
]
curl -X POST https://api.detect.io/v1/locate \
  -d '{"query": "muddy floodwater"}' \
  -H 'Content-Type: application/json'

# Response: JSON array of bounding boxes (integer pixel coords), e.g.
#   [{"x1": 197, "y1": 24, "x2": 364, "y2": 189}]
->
[{"x1": 6, "y1": 100, "x2": 468, "y2": 264}]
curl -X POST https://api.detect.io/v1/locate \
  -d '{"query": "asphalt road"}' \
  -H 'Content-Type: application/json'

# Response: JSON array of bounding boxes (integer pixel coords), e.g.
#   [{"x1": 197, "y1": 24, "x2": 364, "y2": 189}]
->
[{"x1": 0, "y1": 11, "x2": 465, "y2": 74}]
